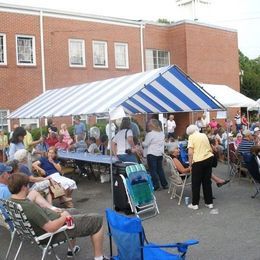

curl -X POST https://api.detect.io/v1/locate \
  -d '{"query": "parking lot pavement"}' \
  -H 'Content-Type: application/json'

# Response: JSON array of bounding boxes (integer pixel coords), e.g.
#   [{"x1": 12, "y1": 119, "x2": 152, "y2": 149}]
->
[{"x1": 1, "y1": 162, "x2": 260, "y2": 259}]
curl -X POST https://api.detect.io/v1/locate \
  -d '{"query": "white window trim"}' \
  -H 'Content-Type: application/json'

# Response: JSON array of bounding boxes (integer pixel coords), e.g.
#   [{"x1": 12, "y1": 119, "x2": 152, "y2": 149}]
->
[
  {"x1": 145, "y1": 49, "x2": 170, "y2": 70},
  {"x1": 19, "y1": 118, "x2": 39, "y2": 128},
  {"x1": 0, "y1": 33, "x2": 7, "y2": 66},
  {"x1": 68, "y1": 39, "x2": 86, "y2": 68},
  {"x1": 114, "y1": 42, "x2": 129, "y2": 69},
  {"x1": 92, "y1": 40, "x2": 108, "y2": 68},
  {"x1": 0, "y1": 109, "x2": 9, "y2": 131},
  {"x1": 16, "y1": 34, "x2": 36, "y2": 66}
]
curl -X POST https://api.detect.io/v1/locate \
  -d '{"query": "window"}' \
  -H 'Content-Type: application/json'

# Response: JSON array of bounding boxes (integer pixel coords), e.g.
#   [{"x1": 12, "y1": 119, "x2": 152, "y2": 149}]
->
[
  {"x1": 93, "y1": 41, "x2": 108, "y2": 68},
  {"x1": 145, "y1": 49, "x2": 170, "y2": 70},
  {"x1": 69, "y1": 39, "x2": 86, "y2": 67},
  {"x1": 0, "y1": 33, "x2": 7, "y2": 65},
  {"x1": 0, "y1": 110, "x2": 9, "y2": 132},
  {"x1": 16, "y1": 35, "x2": 36, "y2": 65},
  {"x1": 19, "y1": 118, "x2": 39, "y2": 129},
  {"x1": 114, "y1": 43, "x2": 129, "y2": 69}
]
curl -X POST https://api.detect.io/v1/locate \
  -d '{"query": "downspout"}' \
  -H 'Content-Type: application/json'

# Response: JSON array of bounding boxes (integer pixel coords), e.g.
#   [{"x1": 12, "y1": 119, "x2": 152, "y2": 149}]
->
[
  {"x1": 140, "y1": 21, "x2": 145, "y2": 72},
  {"x1": 40, "y1": 10, "x2": 47, "y2": 127},
  {"x1": 40, "y1": 10, "x2": 46, "y2": 93}
]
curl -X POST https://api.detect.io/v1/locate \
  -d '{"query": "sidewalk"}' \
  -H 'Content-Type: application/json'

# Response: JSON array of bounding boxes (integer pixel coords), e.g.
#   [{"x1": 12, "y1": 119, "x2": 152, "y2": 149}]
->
[{"x1": 1, "y1": 163, "x2": 260, "y2": 259}]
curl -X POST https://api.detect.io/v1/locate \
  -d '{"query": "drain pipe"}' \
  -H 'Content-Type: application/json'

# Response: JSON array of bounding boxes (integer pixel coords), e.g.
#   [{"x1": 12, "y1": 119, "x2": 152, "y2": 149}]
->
[
  {"x1": 140, "y1": 21, "x2": 145, "y2": 72},
  {"x1": 40, "y1": 10, "x2": 46, "y2": 93}
]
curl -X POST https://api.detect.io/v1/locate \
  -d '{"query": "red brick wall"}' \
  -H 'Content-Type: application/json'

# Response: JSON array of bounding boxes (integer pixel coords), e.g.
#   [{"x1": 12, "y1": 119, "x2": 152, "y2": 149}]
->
[
  {"x1": 44, "y1": 17, "x2": 142, "y2": 89},
  {"x1": 0, "y1": 12, "x2": 42, "y2": 110}
]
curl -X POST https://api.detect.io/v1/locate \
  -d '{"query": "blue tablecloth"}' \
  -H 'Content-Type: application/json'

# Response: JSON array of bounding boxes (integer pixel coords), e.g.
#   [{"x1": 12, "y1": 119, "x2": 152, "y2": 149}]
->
[{"x1": 58, "y1": 150, "x2": 118, "y2": 164}]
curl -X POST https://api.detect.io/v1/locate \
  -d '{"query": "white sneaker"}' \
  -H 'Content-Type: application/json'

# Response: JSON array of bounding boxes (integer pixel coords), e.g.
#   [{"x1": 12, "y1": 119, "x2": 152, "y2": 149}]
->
[
  {"x1": 205, "y1": 204, "x2": 214, "y2": 209},
  {"x1": 188, "y1": 204, "x2": 199, "y2": 210}
]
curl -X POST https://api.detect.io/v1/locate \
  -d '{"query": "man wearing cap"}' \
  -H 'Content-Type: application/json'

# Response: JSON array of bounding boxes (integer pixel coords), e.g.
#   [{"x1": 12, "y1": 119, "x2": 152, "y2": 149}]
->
[
  {"x1": 0, "y1": 162, "x2": 61, "y2": 212},
  {"x1": 73, "y1": 115, "x2": 86, "y2": 143},
  {"x1": 0, "y1": 163, "x2": 13, "y2": 199},
  {"x1": 253, "y1": 127, "x2": 260, "y2": 145}
]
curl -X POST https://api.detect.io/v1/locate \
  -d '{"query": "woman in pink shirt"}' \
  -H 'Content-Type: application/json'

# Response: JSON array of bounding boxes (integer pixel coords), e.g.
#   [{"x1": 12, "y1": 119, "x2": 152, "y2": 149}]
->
[{"x1": 60, "y1": 123, "x2": 73, "y2": 145}]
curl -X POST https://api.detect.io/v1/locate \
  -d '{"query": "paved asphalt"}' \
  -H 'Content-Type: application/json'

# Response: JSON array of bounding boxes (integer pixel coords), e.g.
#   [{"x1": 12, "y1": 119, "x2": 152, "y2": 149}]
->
[{"x1": 0, "y1": 162, "x2": 260, "y2": 260}]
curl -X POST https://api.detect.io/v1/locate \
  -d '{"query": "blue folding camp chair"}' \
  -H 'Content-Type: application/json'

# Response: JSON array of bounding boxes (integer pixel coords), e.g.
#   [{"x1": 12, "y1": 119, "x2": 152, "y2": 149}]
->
[
  {"x1": 179, "y1": 143, "x2": 189, "y2": 165},
  {"x1": 121, "y1": 164, "x2": 159, "y2": 219},
  {"x1": 106, "y1": 208, "x2": 199, "y2": 260}
]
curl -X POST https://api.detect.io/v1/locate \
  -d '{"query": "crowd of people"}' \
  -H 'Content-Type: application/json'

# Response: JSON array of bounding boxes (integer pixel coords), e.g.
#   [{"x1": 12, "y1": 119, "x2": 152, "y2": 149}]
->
[{"x1": 0, "y1": 112, "x2": 260, "y2": 258}]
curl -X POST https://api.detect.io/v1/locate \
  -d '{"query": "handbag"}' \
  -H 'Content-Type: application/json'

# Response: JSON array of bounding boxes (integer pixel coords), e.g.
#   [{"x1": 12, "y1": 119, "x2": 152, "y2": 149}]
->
[{"x1": 49, "y1": 179, "x2": 65, "y2": 199}]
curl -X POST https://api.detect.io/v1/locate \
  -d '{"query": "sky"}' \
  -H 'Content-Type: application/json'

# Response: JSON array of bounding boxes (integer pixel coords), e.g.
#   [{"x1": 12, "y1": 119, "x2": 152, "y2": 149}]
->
[{"x1": 1, "y1": 0, "x2": 259, "y2": 59}]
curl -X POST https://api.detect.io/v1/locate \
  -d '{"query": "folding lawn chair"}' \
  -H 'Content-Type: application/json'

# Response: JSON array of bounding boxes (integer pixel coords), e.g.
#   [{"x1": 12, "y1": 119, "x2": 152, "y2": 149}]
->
[
  {"x1": 163, "y1": 154, "x2": 191, "y2": 205},
  {"x1": 120, "y1": 164, "x2": 159, "y2": 219},
  {"x1": 0, "y1": 199, "x2": 75, "y2": 260},
  {"x1": 242, "y1": 153, "x2": 260, "y2": 198},
  {"x1": 0, "y1": 204, "x2": 15, "y2": 260},
  {"x1": 106, "y1": 208, "x2": 199, "y2": 260}
]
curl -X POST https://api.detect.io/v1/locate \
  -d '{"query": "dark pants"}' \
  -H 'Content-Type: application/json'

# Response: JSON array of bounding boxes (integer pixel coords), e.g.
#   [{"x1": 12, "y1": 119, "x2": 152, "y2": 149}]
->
[
  {"x1": 191, "y1": 156, "x2": 213, "y2": 205},
  {"x1": 147, "y1": 154, "x2": 168, "y2": 189}
]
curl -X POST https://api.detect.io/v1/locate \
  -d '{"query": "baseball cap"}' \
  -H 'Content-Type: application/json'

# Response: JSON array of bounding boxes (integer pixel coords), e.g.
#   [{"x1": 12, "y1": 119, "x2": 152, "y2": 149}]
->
[
  {"x1": 0, "y1": 163, "x2": 13, "y2": 175},
  {"x1": 254, "y1": 127, "x2": 260, "y2": 132}
]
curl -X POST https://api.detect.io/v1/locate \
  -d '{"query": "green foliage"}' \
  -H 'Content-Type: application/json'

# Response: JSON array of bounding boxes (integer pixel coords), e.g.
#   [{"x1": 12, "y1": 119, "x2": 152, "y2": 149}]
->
[
  {"x1": 157, "y1": 18, "x2": 171, "y2": 24},
  {"x1": 31, "y1": 127, "x2": 48, "y2": 140},
  {"x1": 239, "y1": 50, "x2": 260, "y2": 100}
]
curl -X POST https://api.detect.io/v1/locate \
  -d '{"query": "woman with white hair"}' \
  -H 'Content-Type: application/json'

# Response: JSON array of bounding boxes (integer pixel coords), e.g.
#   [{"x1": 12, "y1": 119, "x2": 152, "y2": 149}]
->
[
  {"x1": 142, "y1": 119, "x2": 168, "y2": 190},
  {"x1": 14, "y1": 149, "x2": 52, "y2": 203},
  {"x1": 186, "y1": 124, "x2": 214, "y2": 210}
]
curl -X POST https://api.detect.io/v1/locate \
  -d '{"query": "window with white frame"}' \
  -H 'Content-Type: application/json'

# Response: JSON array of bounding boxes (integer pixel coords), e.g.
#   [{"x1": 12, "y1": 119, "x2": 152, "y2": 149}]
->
[
  {"x1": 145, "y1": 49, "x2": 170, "y2": 70},
  {"x1": 69, "y1": 39, "x2": 86, "y2": 67},
  {"x1": 93, "y1": 41, "x2": 108, "y2": 68},
  {"x1": 0, "y1": 110, "x2": 9, "y2": 131},
  {"x1": 114, "y1": 42, "x2": 129, "y2": 69},
  {"x1": 19, "y1": 118, "x2": 39, "y2": 129},
  {"x1": 16, "y1": 35, "x2": 36, "y2": 65},
  {"x1": 0, "y1": 33, "x2": 7, "y2": 65}
]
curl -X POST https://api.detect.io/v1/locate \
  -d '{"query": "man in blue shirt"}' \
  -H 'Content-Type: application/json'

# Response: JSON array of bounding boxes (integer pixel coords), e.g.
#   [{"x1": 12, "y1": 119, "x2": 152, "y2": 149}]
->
[
  {"x1": 73, "y1": 115, "x2": 86, "y2": 142},
  {"x1": 0, "y1": 163, "x2": 14, "y2": 230}
]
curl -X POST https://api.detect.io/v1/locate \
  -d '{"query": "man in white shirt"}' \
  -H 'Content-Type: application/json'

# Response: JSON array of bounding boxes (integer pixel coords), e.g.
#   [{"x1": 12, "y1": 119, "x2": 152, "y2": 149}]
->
[{"x1": 167, "y1": 114, "x2": 176, "y2": 139}]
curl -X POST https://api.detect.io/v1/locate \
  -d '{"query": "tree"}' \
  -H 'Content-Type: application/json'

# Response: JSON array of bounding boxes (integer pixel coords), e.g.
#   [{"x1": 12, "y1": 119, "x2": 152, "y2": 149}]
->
[{"x1": 239, "y1": 50, "x2": 260, "y2": 100}]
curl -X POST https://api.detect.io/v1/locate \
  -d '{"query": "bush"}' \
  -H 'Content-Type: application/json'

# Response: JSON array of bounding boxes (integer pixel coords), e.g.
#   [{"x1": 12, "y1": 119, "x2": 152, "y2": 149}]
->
[{"x1": 31, "y1": 127, "x2": 48, "y2": 140}]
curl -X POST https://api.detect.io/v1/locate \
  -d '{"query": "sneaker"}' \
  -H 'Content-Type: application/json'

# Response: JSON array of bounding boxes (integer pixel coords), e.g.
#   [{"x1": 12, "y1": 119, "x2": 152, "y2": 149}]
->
[
  {"x1": 205, "y1": 204, "x2": 214, "y2": 209},
  {"x1": 187, "y1": 204, "x2": 199, "y2": 210},
  {"x1": 67, "y1": 245, "x2": 80, "y2": 258}
]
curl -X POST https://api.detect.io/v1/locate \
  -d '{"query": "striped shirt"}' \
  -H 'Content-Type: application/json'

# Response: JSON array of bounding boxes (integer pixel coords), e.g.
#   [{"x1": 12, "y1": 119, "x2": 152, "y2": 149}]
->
[{"x1": 238, "y1": 139, "x2": 255, "y2": 154}]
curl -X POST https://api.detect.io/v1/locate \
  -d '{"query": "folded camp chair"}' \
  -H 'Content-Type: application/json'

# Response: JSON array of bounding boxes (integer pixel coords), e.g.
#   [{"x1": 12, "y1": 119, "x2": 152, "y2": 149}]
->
[
  {"x1": 106, "y1": 208, "x2": 199, "y2": 260},
  {"x1": 0, "y1": 205, "x2": 15, "y2": 260},
  {"x1": 120, "y1": 164, "x2": 159, "y2": 219},
  {"x1": 0, "y1": 199, "x2": 75, "y2": 260},
  {"x1": 163, "y1": 154, "x2": 191, "y2": 205},
  {"x1": 179, "y1": 143, "x2": 189, "y2": 165}
]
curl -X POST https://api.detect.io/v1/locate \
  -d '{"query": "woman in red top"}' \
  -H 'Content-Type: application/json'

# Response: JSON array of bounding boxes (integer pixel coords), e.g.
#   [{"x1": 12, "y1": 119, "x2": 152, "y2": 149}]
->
[{"x1": 46, "y1": 131, "x2": 58, "y2": 147}]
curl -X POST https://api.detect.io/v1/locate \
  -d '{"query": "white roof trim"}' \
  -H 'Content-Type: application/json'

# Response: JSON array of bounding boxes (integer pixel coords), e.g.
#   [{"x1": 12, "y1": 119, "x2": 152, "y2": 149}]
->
[{"x1": 0, "y1": 3, "x2": 142, "y2": 28}]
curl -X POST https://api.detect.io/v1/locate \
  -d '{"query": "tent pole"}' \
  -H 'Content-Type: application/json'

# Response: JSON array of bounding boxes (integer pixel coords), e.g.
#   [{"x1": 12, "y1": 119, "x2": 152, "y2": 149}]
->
[
  {"x1": 226, "y1": 109, "x2": 231, "y2": 179},
  {"x1": 108, "y1": 111, "x2": 114, "y2": 209}
]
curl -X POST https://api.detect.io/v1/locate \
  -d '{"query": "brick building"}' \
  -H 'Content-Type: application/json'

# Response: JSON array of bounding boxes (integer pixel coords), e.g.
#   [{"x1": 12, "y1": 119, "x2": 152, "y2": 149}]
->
[{"x1": 0, "y1": 4, "x2": 240, "y2": 136}]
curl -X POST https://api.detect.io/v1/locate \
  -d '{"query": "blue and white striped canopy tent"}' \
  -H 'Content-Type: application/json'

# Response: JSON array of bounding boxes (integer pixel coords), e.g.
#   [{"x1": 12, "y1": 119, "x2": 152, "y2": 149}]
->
[{"x1": 8, "y1": 65, "x2": 224, "y2": 119}]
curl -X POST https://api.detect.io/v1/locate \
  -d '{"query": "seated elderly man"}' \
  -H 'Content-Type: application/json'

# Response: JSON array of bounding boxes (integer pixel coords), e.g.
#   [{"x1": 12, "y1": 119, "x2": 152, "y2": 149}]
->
[{"x1": 8, "y1": 173, "x2": 108, "y2": 259}]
